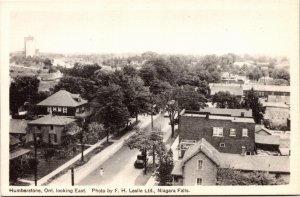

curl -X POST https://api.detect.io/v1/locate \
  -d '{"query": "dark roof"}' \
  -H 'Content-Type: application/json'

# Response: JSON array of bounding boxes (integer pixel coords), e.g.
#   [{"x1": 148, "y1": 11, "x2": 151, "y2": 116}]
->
[
  {"x1": 199, "y1": 107, "x2": 252, "y2": 117},
  {"x1": 28, "y1": 115, "x2": 76, "y2": 126},
  {"x1": 37, "y1": 90, "x2": 87, "y2": 107},
  {"x1": 10, "y1": 119, "x2": 29, "y2": 134},
  {"x1": 255, "y1": 134, "x2": 281, "y2": 145},
  {"x1": 10, "y1": 148, "x2": 31, "y2": 160},
  {"x1": 10, "y1": 135, "x2": 20, "y2": 146},
  {"x1": 209, "y1": 83, "x2": 244, "y2": 96}
]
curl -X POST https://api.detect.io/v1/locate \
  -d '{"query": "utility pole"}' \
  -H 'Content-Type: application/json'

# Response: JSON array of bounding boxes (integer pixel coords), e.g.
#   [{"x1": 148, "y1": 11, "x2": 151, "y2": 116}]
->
[
  {"x1": 81, "y1": 118, "x2": 85, "y2": 162},
  {"x1": 71, "y1": 167, "x2": 74, "y2": 186},
  {"x1": 150, "y1": 95, "x2": 154, "y2": 131},
  {"x1": 33, "y1": 128, "x2": 37, "y2": 186}
]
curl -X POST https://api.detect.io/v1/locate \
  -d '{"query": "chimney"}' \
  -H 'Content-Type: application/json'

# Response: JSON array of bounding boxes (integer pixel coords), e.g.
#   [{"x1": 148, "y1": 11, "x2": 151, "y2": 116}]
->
[
  {"x1": 205, "y1": 113, "x2": 209, "y2": 120},
  {"x1": 241, "y1": 112, "x2": 244, "y2": 117},
  {"x1": 241, "y1": 146, "x2": 246, "y2": 156}
]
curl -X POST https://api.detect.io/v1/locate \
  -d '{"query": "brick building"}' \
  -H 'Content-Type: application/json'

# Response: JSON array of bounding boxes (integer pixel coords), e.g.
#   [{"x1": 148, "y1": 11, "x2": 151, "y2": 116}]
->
[
  {"x1": 171, "y1": 138, "x2": 290, "y2": 186},
  {"x1": 179, "y1": 108, "x2": 255, "y2": 156}
]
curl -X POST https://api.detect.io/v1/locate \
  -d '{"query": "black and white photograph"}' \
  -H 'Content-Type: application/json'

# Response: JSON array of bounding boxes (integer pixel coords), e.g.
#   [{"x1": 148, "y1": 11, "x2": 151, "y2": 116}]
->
[{"x1": 1, "y1": 0, "x2": 299, "y2": 195}]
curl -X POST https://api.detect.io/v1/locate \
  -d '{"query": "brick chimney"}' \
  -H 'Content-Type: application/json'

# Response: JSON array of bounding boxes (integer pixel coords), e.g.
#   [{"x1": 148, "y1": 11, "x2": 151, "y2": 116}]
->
[
  {"x1": 205, "y1": 113, "x2": 209, "y2": 120},
  {"x1": 241, "y1": 146, "x2": 246, "y2": 156}
]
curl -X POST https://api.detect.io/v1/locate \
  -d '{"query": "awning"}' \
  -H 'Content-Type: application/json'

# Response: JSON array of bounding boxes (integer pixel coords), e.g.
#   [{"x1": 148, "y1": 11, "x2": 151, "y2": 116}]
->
[{"x1": 10, "y1": 148, "x2": 31, "y2": 160}]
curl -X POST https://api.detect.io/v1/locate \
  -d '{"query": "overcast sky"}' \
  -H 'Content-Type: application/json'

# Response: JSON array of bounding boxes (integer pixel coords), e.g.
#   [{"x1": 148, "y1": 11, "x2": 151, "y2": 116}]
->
[{"x1": 8, "y1": 0, "x2": 298, "y2": 56}]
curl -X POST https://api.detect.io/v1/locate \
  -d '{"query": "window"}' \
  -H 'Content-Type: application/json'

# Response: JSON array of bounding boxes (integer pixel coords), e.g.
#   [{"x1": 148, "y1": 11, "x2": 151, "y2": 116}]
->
[
  {"x1": 213, "y1": 127, "x2": 223, "y2": 137},
  {"x1": 47, "y1": 107, "x2": 51, "y2": 113},
  {"x1": 37, "y1": 126, "x2": 41, "y2": 130},
  {"x1": 50, "y1": 125, "x2": 54, "y2": 130},
  {"x1": 63, "y1": 107, "x2": 67, "y2": 113},
  {"x1": 53, "y1": 107, "x2": 57, "y2": 112},
  {"x1": 242, "y1": 128, "x2": 248, "y2": 137},
  {"x1": 58, "y1": 107, "x2": 62, "y2": 112},
  {"x1": 76, "y1": 108, "x2": 79, "y2": 113},
  {"x1": 196, "y1": 178, "x2": 202, "y2": 185},
  {"x1": 197, "y1": 160, "x2": 203, "y2": 170},
  {"x1": 246, "y1": 151, "x2": 251, "y2": 155},
  {"x1": 49, "y1": 134, "x2": 57, "y2": 143},
  {"x1": 229, "y1": 128, "x2": 236, "y2": 136},
  {"x1": 220, "y1": 143, "x2": 225, "y2": 147}
]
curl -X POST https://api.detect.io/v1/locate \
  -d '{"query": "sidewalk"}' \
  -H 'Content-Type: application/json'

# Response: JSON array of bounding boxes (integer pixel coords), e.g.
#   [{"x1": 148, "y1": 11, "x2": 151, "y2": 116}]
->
[
  {"x1": 145, "y1": 134, "x2": 179, "y2": 186},
  {"x1": 37, "y1": 134, "x2": 113, "y2": 186},
  {"x1": 46, "y1": 114, "x2": 160, "y2": 186}
]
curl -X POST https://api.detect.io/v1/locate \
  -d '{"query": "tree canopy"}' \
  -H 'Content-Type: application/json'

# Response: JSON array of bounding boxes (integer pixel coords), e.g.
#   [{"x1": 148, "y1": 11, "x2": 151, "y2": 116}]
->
[{"x1": 212, "y1": 91, "x2": 241, "y2": 109}]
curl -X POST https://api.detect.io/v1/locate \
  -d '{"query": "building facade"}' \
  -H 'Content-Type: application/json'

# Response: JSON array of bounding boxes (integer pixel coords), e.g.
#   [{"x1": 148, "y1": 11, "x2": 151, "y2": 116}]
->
[
  {"x1": 171, "y1": 138, "x2": 290, "y2": 186},
  {"x1": 179, "y1": 108, "x2": 256, "y2": 156}
]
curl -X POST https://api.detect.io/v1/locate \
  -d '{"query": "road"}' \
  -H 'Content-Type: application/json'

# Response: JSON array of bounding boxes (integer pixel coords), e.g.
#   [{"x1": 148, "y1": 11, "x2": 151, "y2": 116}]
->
[{"x1": 78, "y1": 114, "x2": 171, "y2": 186}]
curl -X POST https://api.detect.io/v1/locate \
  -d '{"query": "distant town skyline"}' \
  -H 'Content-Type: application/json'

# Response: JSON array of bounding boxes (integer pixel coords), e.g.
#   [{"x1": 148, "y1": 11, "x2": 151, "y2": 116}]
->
[{"x1": 9, "y1": 0, "x2": 297, "y2": 56}]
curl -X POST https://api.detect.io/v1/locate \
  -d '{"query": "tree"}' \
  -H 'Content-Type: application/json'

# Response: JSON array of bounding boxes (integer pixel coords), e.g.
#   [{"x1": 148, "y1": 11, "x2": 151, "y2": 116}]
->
[
  {"x1": 216, "y1": 168, "x2": 288, "y2": 185},
  {"x1": 125, "y1": 130, "x2": 164, "y2": 174},
  {"x1": 243, "y1": 89, "x2": 265, "y2": 124},
  {"x1": 64, "y1": 63, "x2": 101, "y2": 79},
  {"x1": 53, "y1": 76, "x2": 98, "y2": 100},
  {"x1": 166, "y1": 100, "x2": 179, "y2": 138},
  {"x1": 155, "y1": 149, "x2": 174, "y2": 186},
  {"x1": 212, "y1": 91, "x2": 241, "y2": 109},
  {"x1": 10, "y1": 75, "x2": 40, "y2": 114},
  {"x1": 93, "y1": 83, "x2": 130, "y2": 142},
  {"x1": 85, "y1": 122, "x2": 106, "y2": 144},
  {"x1": 139, "y1": 64, "x2": 157, "y2": 86},
  {"x1": 174, "y1": 85, "x2": 207, "y2": 111}
]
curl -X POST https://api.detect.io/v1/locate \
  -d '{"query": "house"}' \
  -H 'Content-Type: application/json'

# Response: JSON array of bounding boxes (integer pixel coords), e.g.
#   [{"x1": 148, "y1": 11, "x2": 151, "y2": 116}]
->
[
  {"x1": 262, "y1": 102, "x2": 290, "y2": 128},
  {"x1": 220, "y1": 72, "x2": 247, "y2": 84},
  {"x1": 171, "y1": 138, "x2": 290, "y2": 186},
  {"x1": 178, "y1": 108, "x2": 255, "y2": 156},
  {"x1": 255, "y1": 125, "x2": 290, "y2": 156},
  {"x1": 243, "y1": 84, "x2": 290, "y2": 98},
  {"x1": 28, "y1": 115, "x2": 77, "y2": 145},
  {"x1": 9, "y1": 119, "x2": 32, "y2": 143},
  {"x1": 36, "y1": 90, "x2": 88, "y2": 117}
]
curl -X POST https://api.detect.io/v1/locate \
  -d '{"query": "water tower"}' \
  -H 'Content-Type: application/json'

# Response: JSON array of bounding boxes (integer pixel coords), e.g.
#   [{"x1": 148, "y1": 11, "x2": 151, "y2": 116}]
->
[{"x1": 24, "y1": 36, "x2": 36, "y2": 57}]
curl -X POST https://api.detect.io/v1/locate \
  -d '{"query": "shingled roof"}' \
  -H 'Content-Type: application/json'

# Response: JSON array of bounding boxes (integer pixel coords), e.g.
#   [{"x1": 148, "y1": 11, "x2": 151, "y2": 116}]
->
[
  {"x1": 182, "y1": 138, "x2": 220, "y2": 165},
  {"x1": 28, "y1": 115, "x2": 76, "y2": 126},
  {"x1": 37, "y1": 90, "x2": 87, "y2": 107}
]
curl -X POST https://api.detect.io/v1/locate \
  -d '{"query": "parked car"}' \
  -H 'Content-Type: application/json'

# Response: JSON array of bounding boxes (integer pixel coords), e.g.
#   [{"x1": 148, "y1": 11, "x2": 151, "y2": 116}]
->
[{"x1": 134, "y1": 154, "x2": 146, "y2": 169}]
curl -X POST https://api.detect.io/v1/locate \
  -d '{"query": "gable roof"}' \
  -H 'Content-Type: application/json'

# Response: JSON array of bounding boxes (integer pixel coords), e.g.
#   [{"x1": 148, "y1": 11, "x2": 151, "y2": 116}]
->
[
  {"x1": 10, "y1": 119, "x2": 29, "y2": 134},
  {"x1": 182, "y1": 138, "x2": 220, "y2": 166},
  {"x1": 10, "y1": 134, "x2": 20, "y2": 146},
  {"x1": 255, "y1": 134, "x2": 281, "y2": 145},
  {"x1": 37, "y1": 90, "x2": 87, "y2": 107},
  {"x1": 28, "y1": 115, "x2": 76, "y2": 126},
  {"x1": 200, "y1": 107, "x2": 252, "y2": 117}
]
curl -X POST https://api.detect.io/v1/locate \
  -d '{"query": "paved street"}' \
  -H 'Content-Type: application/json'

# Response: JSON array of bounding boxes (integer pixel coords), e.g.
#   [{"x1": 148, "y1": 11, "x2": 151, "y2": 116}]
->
[{"x1": 78, "y1": 114, "x2": 171, "y2": 186}]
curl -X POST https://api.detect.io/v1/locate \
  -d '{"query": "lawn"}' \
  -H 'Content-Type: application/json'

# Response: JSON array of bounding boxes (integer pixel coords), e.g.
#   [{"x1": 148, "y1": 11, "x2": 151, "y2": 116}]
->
[{"x1": 19, "y1": 144, "x2": 89, "y2": 182}]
